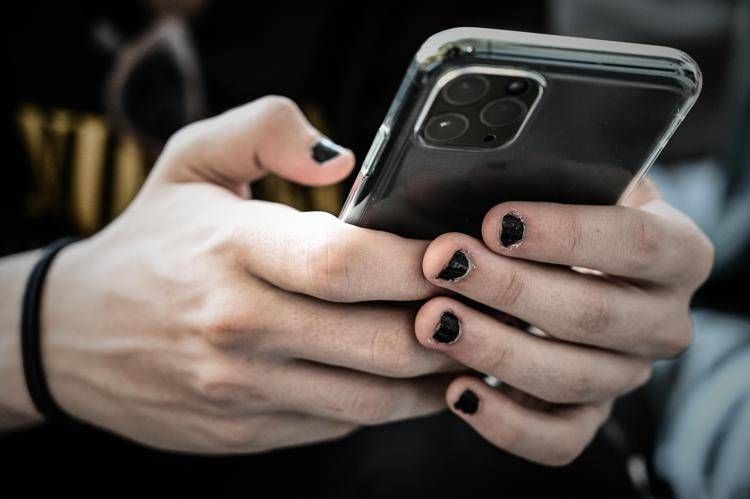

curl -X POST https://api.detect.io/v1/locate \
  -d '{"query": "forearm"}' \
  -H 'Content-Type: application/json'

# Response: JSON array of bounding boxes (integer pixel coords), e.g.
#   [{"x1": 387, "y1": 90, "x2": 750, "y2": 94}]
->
[{"x1": 0, "y1": 251, "x2": 43, "y2": 429}]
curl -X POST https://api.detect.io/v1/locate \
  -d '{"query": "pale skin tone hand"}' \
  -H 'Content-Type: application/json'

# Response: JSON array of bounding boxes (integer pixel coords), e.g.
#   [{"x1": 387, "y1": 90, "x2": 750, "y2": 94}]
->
[
  {"x1": 415, "y1": 179, "x2": 714, "y2": 465},
  {"x1": 0, "y1": 96, "x2": 459, "y2": 453},
  {"x1": 0, "y1": 95, "x2": 714, "y2": 464}
]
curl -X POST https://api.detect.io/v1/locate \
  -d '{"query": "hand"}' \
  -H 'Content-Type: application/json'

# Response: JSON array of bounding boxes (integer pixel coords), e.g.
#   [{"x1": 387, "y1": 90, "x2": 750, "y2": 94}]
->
[
  {"x1": 413, "y1": 179, "x2": 714, "y2": 465},
  {"x1": 41, "y1": 96, "x2": 456, "y2": 453}
]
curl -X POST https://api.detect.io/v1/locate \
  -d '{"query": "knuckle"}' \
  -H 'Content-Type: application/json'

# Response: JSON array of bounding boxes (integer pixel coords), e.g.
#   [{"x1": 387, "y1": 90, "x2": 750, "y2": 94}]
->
[
  {"x1": 562, "y1": 215, "x2": 586, "y2": 258},
  {"x1": 483, "y1": 340, "x2": 514, "y2": 378},
  {"x1": 193, "y1": 363, "x2": 243, "y2": 406},
  {"x1": 368, "y1": 321, "x2": 419, "y2": 377},
  {"x1": 630, "y1": 362, "x2": 653, "y2": 391},
  {"x1": 573, "y1": 290, "x2": 614, "y2": 338},
  {"x1": 162, "y1": 119, "x2": 209, "y2": 158},
  {"x1": 567, "y1": 369, "x2": 597, "y2": 403},
  {"x1": 211, "y1": 420, "x2": 258, "y2": 451},
  {"x1": 202, "y1": 225, "x2": 244, "y2": 266},
  {"x1": 548, "y1": 411, "x2": 604, "y2": 467},
  {"x1": 489, "y1": 267, "x2": 526, "y2": 311},
  {"x1": 305, "y1": 221, "x2": 359, "y2": 301},
  {"x1": 660, "y1": 315, "x2": 694, "y2": 358},
  {"x1": 255, "y1": 95, "x2": 302, "y2": 125},
  {"x1": 346, "y1": 384, "x2": 397, "y2": 425},
  {"x1": 625, "y1": 213, "x2": 662, "y2": 272},
  {"x1": 547, "y1": 438, "x2": 587, "y2": 467},
  {"x1": 196, "y1": 295, "x2": 249, "y2": 347},
  {"x1": 686, "y1": 227, "x2": 715, "y2": 285}
]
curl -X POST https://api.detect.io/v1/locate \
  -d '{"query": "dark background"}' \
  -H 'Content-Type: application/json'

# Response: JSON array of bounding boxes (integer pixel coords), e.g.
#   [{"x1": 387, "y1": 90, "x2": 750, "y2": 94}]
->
[{"x1": 1, "y1": 2, "x2": 744, "y2": 497}]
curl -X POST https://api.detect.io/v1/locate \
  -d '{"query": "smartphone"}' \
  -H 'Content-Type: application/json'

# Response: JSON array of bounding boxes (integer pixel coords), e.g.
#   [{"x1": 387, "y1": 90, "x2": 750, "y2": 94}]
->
[{"x1": 339, "y1": 28, "x2": 701, "y2": 239}]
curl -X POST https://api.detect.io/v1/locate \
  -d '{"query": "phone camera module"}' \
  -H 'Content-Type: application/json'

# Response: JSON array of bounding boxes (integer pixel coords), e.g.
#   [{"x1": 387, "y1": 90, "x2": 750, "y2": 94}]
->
[
  {"x1": 424, "y1": 113, "x2": 470, "y2": 142},
  {"x1": 443, "y1": 75, "x2": 489, "y2": 105},
  {"x1": 480, "y1": 98, "x2": 527, "y2": 128},
  {"x1": 422, "y1": 72, "x2": 540, "y2": 148}
]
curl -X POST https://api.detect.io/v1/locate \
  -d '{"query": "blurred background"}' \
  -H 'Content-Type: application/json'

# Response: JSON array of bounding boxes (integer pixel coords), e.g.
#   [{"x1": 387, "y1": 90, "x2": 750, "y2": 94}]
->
[{"x1": 1, "y1": 1, "x2": 748, "y2": 497}]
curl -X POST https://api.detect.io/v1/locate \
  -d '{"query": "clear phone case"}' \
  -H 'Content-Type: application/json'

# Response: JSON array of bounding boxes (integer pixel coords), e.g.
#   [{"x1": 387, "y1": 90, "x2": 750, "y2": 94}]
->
[{"x1": 339, "y1": 28, "x2": 701, "y2": 239}]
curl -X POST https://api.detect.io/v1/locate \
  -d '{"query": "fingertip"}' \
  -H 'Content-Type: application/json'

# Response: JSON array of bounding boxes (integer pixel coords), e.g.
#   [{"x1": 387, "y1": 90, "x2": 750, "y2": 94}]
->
[
  {"x1": 481, "y1": 206, "x2": 502, "y2": 250},
  {"x1": 338, "y1": 148, "x2": 357, "y2": 175},
  {"x1": 311, "y1": 137, "x2": 354, "y2": 163},
  {"x1": 415, "y1": 296, "x2": 463, "y2": 348},
  {"x1": 447, "y1": 376, "x2": 484, "y2": 417},
  {"x1": 421, "y1": 233, "x2": 453, "y2": 280},
  {"x1": 422, "y1": 233, "x2": 479, "y2": 284},
  {"x1": 303, "y1": 144, "x2": 356, "y2": 186},
  {"x1": 482, "y1": 203, "x2": 528, "y2": 252},
  {"x1": 414, "y1": 298, "x2": 440, "y2": 344}
]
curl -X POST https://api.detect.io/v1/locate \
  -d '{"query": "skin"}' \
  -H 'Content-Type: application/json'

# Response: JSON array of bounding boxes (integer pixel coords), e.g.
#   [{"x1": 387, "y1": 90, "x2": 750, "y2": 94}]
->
[
  {"x1": 416, "y1": 179, "x2": 714, "y2": 465},
  {"x1": 0, "y1": 96, "x2": 713, "y2": 464},
  {"x1": 0, "y1": 97, "x2": 458, "y2": 452}
]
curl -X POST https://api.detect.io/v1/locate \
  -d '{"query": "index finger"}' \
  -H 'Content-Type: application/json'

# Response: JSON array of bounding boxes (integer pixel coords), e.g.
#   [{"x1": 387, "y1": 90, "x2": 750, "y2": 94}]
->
[
  {"x1": 481, "y1": 199, "x2": 712, "y2": 286},
  {"x1": 232, "y1": 202, "x2": 439, "y2": 302}
]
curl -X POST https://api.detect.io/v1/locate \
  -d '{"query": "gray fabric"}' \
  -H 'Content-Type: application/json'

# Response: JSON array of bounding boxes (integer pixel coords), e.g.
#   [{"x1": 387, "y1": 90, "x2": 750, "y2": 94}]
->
[
  {"x1": 650, "y1": 310, "x2": 750, "y2": 499},
  {"x1": 647, "y1": 162, "x2": 750, "y2": 498},
  {"x1": 650, "y1": 161, "x2": 750, "y2": 272}
]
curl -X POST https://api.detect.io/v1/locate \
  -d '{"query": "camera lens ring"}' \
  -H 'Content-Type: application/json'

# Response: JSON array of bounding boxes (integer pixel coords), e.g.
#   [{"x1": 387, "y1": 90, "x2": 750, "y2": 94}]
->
[
  {"x1": 479, "y1": 98, "x2": 527, "y2": 128},
  {"x1": 424, "y1": 112, "x2": 470, "y2": 143},
  {"x1": 443, "y1": 74, "x2": 490, "y2": 106}
]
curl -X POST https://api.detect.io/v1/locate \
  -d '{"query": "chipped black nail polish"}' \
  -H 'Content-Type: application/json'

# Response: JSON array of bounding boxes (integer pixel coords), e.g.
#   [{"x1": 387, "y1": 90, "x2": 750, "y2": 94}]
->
[
  {"x1": 432, "y1": 311, "x2": 461, "y2": 344},
  {"x1": 454, "y1": 389, "x2": 479, "y2": 415},
  {"x1": 437, "y1": 250, "x2": 470, "y2": 281},
  {"x1": 312, "y1": 138, "x2": 343, "y2": 163},
  {"x1": 500, "y1": 213, "x2": 524, "y2": 247}
]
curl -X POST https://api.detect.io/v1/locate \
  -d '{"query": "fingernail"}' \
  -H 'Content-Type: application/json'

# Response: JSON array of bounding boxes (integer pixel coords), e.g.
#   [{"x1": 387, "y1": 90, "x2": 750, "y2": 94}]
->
[
  {"x1": 500, "y1": 212, "x2": 524, "y2": 247},
  {"x1": 312, "y1": 137, "x2": 344, "y2": 164},
  {"x1": 437, "y1": 250, "x2": 470, "y2": 281},
  {"x1": 453, "y1": 389, "x2": 479, "y2": 415},
  {"x1": 432, "y1": 311, "x2": 461, "y2": 344}
]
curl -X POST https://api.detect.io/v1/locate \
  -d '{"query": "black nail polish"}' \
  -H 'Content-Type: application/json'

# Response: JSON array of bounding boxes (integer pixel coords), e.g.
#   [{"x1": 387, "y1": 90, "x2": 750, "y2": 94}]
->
[
  {"x1": 454, "y1": 389, "x2": 479, "y2": 415},
  {"x1": 432, "y1": 311, "x2": 461, "y2": 344},
  {"x1": 312, "y1": 138, "x2": 343, "y2": 163},
  {"x1": 500, "y1": 213, "x2": 524, "y2": 247},
  {"x1": 437, "y1": 250, "x2": 470, "y2": 281}
]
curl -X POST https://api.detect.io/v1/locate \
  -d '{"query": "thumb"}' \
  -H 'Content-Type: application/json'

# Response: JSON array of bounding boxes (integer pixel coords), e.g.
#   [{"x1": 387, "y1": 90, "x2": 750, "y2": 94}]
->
[{"x1": 153, "y1": 95, "x2": 355, "y2": 194}]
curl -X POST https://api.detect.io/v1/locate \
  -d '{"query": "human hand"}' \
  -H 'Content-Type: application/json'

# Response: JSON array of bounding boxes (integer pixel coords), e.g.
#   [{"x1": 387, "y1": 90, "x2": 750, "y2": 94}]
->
[
  {"x1": 414, "y1": 180, "x2": 714, "y2": 465},
  {"x1": 41, "y1": 96, "x2": 456, "y2": 453}
]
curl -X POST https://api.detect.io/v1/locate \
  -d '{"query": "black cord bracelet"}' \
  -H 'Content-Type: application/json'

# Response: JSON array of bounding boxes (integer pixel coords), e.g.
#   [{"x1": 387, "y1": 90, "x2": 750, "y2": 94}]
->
[{"x1": 21, "y1": 237, "x2": 81, "y2": 424}]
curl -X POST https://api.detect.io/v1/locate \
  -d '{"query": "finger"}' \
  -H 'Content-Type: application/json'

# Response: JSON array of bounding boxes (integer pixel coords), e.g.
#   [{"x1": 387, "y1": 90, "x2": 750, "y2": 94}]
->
[
  {"x1": 447, "y1": 377, "x2": 612, "y2": 466},
  {"x1": 187, "y1": 354, "x2": 450, "y2": 426},
  {"x1": 481, "y1": 199, "x2": 712, "y2": 286},
  {"x1": 206, "y1": 413, "x2": 357, "y2": 454},
  {"x1": 229, "y1": 202, "x2": 438, "y2": 302},
  {"x1": 415, "y1": 297, "x2": 651, "y2": 403},
  {"x1": 265, "y1": 288, "x2": 461, "y2": 378},
  {"x1": 421, "y1": 233, "x2": 693, "y2": 356},
  {"x1": 197, "y1": 277, "x2": 460, "y2": 380},
  {"x1": 270, "y1": 361, "x2": 452, "y2": 425},
  {"x1": 155, "y1": 95, "x2": 355, "y2": 192},
  {"x1": 621, "y1": 177, "x2": 661, "y2": 208}
]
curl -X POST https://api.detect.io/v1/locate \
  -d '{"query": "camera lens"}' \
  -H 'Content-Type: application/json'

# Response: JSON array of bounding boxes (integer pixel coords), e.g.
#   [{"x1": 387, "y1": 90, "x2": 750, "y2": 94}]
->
[
  {"x1": 443, "y1": 75, "x2": 489, "y2": 105},
  {"x1": 424, "y1": 113, "x2": 470, "y2": 142},
  {"x1": 506, "y1": 79, "x2": 529, "y2": 96},
  {"x1": 480, "y1": 98, "x2": 527, "y2": 128}
]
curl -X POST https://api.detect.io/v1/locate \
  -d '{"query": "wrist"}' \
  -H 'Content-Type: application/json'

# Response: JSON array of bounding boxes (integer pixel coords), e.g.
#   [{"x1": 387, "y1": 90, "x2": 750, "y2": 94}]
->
[
  {"x1": 39, "y1": 238, "x2": 95, "y2": 424},
  {"x1": 0, "y1": 251, "x2": 43, "y2": 426}
]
